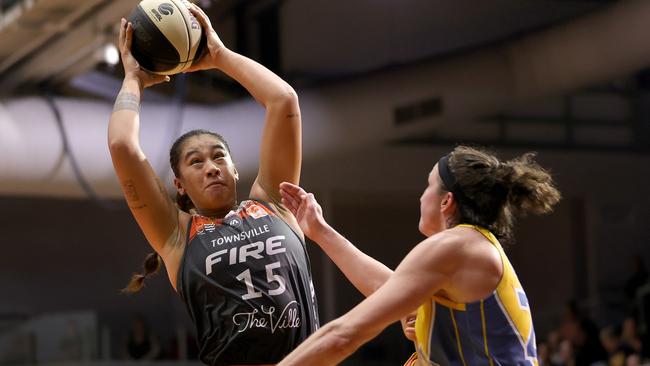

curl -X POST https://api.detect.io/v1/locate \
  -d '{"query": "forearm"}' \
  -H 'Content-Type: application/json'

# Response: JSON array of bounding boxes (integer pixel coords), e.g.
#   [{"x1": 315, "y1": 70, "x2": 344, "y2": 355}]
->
[
  {"x1": 108, "y1": 77, "x2": 144, "y2": 152},
  {"x1": 312, "y1": 224, "x2": 393, "y2": 297},
  {"x1": 278, "y1": 319, "x2": 361, "y2": 366},
  {"x1": 214, "y1": 48, "x2": 296, "y2": 107}
]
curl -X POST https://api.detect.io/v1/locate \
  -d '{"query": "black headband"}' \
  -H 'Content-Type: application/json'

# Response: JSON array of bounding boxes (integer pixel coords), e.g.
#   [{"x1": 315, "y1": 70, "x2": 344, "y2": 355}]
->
[
  {"x1": 438, "y1": 154, "x2": 456, "y2": 192},
  {"x1": 438, "y1": 154, "x2": 467, "y2": 203}
]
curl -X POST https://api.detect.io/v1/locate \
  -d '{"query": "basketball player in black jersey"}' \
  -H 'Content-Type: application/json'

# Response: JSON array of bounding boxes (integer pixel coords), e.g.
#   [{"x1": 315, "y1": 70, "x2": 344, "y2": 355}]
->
[{"x1": 108, "y1": 5, "x2": 319, "y2": 365}]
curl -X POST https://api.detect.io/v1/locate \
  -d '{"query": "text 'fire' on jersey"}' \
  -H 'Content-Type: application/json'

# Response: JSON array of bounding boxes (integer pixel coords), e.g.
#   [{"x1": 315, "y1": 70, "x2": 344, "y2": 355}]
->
[{"x1": 177, "y1": 200, "x2": 320, "y2": 366}]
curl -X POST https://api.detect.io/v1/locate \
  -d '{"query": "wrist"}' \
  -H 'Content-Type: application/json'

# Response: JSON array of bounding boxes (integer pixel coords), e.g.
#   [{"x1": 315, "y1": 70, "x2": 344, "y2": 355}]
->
[
  {"x1": 123, "y1": 74, "x2": 144, "y2": 92},
  {"x1": 210, "y1": 45, "x2": 230, "y2": 69},
  {"x1": 309, "y1": 220, "x2": 335, "y2": 244}
]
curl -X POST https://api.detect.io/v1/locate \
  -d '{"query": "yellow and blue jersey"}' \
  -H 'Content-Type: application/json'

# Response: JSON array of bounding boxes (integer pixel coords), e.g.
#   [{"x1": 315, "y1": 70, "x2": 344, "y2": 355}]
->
[{"x1": 414, "y1": 225, "x2": 537, "y2": 366}]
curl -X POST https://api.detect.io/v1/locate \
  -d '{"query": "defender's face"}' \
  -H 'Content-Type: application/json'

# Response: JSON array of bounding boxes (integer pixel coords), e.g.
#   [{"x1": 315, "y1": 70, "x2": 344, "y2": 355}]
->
[
  {"x1": 419, "y1": 164, "x2": 446, "y2": 236},
  {"x1": 175, "y1": 134, "x2": 238, "y2": 214}
]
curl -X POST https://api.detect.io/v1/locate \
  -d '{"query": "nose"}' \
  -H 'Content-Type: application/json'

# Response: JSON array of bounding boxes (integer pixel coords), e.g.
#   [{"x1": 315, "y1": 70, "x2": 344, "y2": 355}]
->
[{"x1": 205, "y1": 160, "x2": 221, "y2": 177}]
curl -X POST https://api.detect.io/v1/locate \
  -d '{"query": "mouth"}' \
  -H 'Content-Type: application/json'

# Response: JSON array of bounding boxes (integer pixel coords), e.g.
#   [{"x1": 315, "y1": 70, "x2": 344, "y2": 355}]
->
[{"x1": 205, "y1": 181, "x2": 226, "y2": 189}]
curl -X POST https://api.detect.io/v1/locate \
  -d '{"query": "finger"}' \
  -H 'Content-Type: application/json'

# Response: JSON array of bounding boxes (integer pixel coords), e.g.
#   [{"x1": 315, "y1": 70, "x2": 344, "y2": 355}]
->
[
  {"x1": 279, "y1": 189, "x2": 300, "y2": 211},
  {"x1": 280, "y1": 198, "x2": 297, "y2": 215},
  {"x1": 188, "y1": 3, "x2": 211, "y2": 29},
  {"x1": 149, "y1": 75, "x2": 171, "y2": 86},
  {"x1": 119, "y1": 18, "x2": 126, "y2": 51},
  {"x1": 279, "y1": 182, "x2": 301, "y2": 193},
  {"x1": 125, "y1": 22, "x2": 134, "y2": 51},
  {"x1": 285, "y1": 197, "x2": 300, "y2": 216},
  {"x1": 279, "y1": 184, "x2": 302, "y2": 201},
  {"x1": 149, "y1": 73, "x2": 171, "y2": 85},
  {"x1": 280, "y1": 182, "x2": 307, "y2": 198},
  {"x1": 279, "y1": 188, "x2": 291, "y2": 204}
]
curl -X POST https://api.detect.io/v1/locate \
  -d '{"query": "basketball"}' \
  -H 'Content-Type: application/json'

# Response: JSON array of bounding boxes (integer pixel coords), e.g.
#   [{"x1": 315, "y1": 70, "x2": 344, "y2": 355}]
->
[{"x1": 127, "y1": 0, "x2": 205, "y2": 75}]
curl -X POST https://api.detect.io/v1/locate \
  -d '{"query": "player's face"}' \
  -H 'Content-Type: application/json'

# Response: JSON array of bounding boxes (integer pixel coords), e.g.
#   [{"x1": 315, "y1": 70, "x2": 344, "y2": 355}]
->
[
  {"x1": 419, "y1": 164, "x2": 446, "y2": 236},
  {"x1": 175, "y1": 134, "x2": 238, "y2": 215}
]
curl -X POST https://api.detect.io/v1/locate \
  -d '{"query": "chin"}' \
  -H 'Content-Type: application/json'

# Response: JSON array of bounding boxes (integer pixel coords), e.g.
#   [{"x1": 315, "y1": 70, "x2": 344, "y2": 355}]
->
[{"x1": 418, "y1": 220, "x2": 431, "y2": 237}]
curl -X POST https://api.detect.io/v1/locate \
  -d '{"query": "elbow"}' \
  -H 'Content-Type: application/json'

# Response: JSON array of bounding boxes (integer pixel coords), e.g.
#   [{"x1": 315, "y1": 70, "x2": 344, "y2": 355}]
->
[
  {"x1": 108, "y1": 137, "x2": 129, "y2": 153},
  {"x1": 108, "y1": 136, "x2": 140, "y2": 158},
  {"x1": 269, "y1": 86, "x2": 300, "y2": 112}
]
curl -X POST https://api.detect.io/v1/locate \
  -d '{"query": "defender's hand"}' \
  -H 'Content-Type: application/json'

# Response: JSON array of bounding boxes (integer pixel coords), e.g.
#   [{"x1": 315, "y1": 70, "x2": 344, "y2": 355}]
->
[{"x1": 279, "y1": 182, "x2": 328, "y2": 241}]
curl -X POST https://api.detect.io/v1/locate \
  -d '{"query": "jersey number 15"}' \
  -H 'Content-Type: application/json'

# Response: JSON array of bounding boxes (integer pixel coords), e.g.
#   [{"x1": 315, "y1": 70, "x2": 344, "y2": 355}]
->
[{"x1": 235, "y1": 261, "x2": 286, "y2": 300}]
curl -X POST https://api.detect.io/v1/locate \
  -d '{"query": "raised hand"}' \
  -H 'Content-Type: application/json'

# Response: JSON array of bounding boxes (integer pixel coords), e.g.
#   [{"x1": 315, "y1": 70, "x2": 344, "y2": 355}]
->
[
  {"x1": 185, "y1": 3, "x2": 226, "y2": 72},
  {"x1": 118, "y1": 18, "x2": 169, "y2": 88},
  {"x1": 279, "y1": 182, "x2": 328, "y2": 241}
]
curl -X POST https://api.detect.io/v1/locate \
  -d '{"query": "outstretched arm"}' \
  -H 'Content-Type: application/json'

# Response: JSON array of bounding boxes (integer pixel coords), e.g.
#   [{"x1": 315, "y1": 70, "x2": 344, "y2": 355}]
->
[
  {"x1": 108, "y1": 20, "x2": 184, "y2": 265},
  {"x1": 280, "y1": 182, "x2": 418, "y2": 341},
  {"x1": 279, "y1": 182, "x2": 392, "y2": 296},
  {"x1": 189, "y1": 5, "x2": 301, "y2": 206},
  {"x1": 278, "y1": 233, "x2": 463, "y2": 366}
]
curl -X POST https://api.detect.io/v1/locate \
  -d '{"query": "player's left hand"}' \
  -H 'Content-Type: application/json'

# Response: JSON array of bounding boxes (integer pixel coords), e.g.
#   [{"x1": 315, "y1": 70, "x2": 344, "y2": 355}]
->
[{"x1": 118, "y1": 18, "x2": 170, "y2": 88}]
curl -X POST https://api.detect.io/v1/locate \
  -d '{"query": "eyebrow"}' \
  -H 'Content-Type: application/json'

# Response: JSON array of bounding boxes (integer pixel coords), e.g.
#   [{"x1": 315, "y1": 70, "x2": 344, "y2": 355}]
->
[{"x1": 183, "y1": 144, "x2": 227, "y2": 160}]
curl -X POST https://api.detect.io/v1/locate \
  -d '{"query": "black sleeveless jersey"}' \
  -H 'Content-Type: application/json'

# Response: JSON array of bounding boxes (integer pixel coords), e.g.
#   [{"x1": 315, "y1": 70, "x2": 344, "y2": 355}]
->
[{"x1": 177, "y1": 200, "x2": 320, "y2": 366}]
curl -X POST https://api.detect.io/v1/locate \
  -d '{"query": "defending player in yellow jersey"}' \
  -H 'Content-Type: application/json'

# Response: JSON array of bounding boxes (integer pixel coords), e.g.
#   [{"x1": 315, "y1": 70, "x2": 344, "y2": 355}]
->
[{"x1": 277, "y1": 146, "x2": 560, "y2": 366}]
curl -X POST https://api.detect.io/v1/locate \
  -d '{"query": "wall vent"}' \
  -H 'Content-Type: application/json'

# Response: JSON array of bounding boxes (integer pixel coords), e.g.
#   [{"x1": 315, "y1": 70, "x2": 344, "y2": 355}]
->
[{"x1": 394, "y1": 97, "x2": 442, "y2": 125}]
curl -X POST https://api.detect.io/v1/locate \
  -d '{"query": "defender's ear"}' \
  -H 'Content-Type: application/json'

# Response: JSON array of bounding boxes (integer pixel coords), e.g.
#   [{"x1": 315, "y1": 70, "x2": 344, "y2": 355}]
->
[{"x1": 440, "y1": 191, "x2": 457, "y2": 215}]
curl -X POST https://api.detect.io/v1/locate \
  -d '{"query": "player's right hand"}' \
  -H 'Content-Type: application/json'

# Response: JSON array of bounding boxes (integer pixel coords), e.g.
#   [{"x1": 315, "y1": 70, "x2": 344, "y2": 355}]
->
[{"x1": 119, "y1": 18, "x2": 169, "y2": 88}]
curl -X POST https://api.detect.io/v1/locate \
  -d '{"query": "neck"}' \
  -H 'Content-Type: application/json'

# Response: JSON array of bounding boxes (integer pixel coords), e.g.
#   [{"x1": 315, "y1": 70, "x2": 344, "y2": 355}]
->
[{"x1": 194, "y1": 203, "x2": 238, "y2": 218}]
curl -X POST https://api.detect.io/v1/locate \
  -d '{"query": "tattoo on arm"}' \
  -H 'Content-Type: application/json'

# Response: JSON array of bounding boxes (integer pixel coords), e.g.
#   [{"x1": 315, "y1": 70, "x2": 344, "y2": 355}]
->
[
  {"x1": 122, "y1": 179, "x2": 140, "y2": 202},
  {"x1": 113, "y1": 92, "x2": 141, "y2": 113},
  {"x1": 123, "y1": 180, "x2": 148, "y2": 210},
  {"x1": 129, "y1": 203, "x2": 148, "y2": 210}
]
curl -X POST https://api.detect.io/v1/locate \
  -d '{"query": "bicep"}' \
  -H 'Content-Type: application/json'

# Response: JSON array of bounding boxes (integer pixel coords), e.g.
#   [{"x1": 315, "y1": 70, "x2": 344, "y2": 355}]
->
[
  {"x1": 110, "y1": 142, "x2": 180, "y2": 253},
  {"x1": 251, "y1": 93, "x2": 301, "y2": 202}
]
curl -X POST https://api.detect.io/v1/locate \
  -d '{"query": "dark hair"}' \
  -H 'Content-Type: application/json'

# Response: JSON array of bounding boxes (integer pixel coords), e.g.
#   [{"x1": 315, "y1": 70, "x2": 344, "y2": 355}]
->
[
  {"x1": 442, "y1": 146, "x2": 561, "y2": 245},
  {"x1": 121, "y1": 252, "x2": 163, "y2": 294},
  {"x1": 123, "y1": 129, "x2": 231, "y2": 294}
]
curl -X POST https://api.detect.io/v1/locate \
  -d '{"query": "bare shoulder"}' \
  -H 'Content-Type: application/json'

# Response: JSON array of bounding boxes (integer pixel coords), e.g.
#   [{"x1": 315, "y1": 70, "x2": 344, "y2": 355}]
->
[
  {"x1": 409, "y1": 227, "x2": 501, "y2": 278},
  {"x1": 449, "y1": 226, "x2": 502, "y2": 267},
  {"x1": 441, "y1": 226, "x2": 503, "y2": 302},
  {"x1": 408, "y1": 230, "x2": 469, "y2": 273}
]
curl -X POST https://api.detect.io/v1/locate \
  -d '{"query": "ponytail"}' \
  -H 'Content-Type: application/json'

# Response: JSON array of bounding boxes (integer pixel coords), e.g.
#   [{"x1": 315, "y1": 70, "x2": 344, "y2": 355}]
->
[
  {"x1": 122, "y1": 252, "x2": 163, "y2": 294},
  {"x1": 445, "y1": 146, "x2": 561, "y2": 245},
  {"x1": 498, "y1": 152, "x2": 561, "y2": 216}
]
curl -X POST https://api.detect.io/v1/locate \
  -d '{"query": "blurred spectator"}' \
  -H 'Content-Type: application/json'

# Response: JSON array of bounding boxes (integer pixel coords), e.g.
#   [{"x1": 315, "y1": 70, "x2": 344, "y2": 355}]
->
[
  {"x1": 559, "y1": 301, "x2": 607, "y2": 366},
  {"x1": 538, "y1": 341, "x2": 557, "y2": 366},
  {"x1": 624, "y1": 256, "x2": 648, "y2": 301},
  {"x1": 621, "y1": 316, "x2": 643, "y2": 354},
  {"x1": 548, "y1": 330, "x2": 564, "y2": 365},
  {"x1": 123, "y1": 315, "x2": 160, "y2": 361},
  {"x1": 625, "y1": 353, "x2": 641, "y2": 366},
  {"x1": 600, "y1": 325, "x2": 628, "y2": 366},
  {"x1": 558, "y1": 339, "x2": 575, "y2": 366}
]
